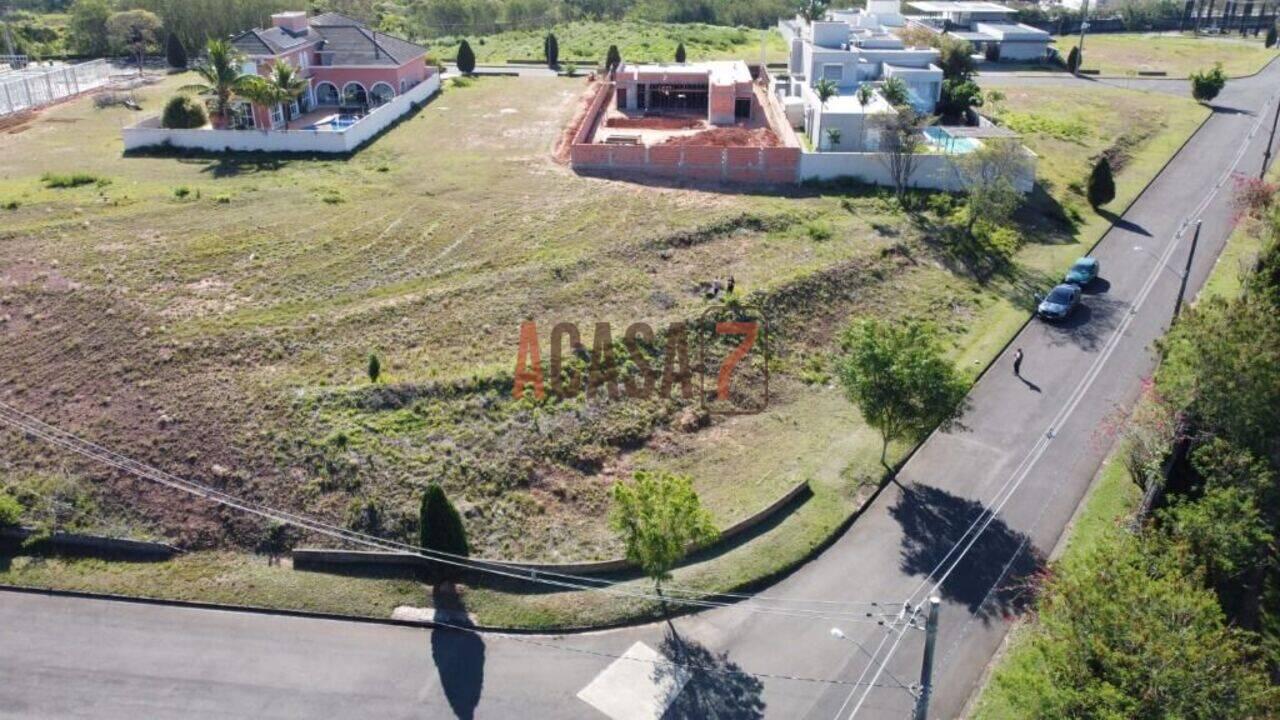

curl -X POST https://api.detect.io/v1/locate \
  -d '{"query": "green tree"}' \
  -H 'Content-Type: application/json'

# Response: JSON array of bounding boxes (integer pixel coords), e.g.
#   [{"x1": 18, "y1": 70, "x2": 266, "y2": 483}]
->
[
  {"x1": 605, "y1": 43, "x2": 621, "y2": 73},
  {"x1": 1161, "y1": 487, "x2": 1274, "y2": 588},
  {"x1": 0, "y1": 494, "x2": 22, "y2": 528},
  {"x1": 1066, "y1": 45, "x2": 1081, "y2": 73},
  {"x1": 544, "y1": 32, "x2": 558, "y2": 67},
  {"x1": 959, "y1": 139, "x2": 1027, "y2": 236},
  {"x1": 798, "y1": 0, "x2": 831, "y2": 22},
  {"x1": 180, "y1": 39, "x2": 253, "y2": 126},
  {"x1": 837, "y1": 320, "x2": 968, "y2": 468},
  {"x1": 1157, "y1": 296, "x2": 1280, "y2": 458},
  {"x1": 874, "y1": 104, "x2": 929, "y2": 202},
  {"x1": 107, "y1": 9, "x2": 162, "y2": 77},
  {"x1": 68, "y1": 0, "x2": 112, "y2": 56},
  {"x1": 367, "y1": 353, "x2": 381, "y2": 383},
  {"x1": 419, "y1": 483, "x2": 469, "y2": 577},
  {"x1": 1086, "y1": 156, "x2": 1116, "y2": 207},
  {"x1": 825, "y1": 127, "x2": 842, "y2": 149},
  {"x1": 165, "y1": 32, "x2": 187, "y2": 69},
  {"x1": 880, "y1": 76, "x2": 909, "y2": 107},
  {"x1": 457, "y1": 39, "x2": 476, "y2": 74},
  {"x1": 674, "y1": 41, "x2": 686, "y2": 63},
  {"x1": 1266, "y1": 25, "x2": 1277, "y2": 48},
  {"x1": 936, "y1": 35, "x2": 976, "y2": 81},
  {"x1": 938, "y1": 78, "x2": 982, "y2": 120},
  {"x1": 986, "y1": 534, "x2": 1277, "y2": 718},
  {"x1": 983, "y1": 88, "x2": 1005, "y2": 117},
  {"x1": 609, "y1": 471, "x2": 718, "y2": 591},
  {"x1": 1191, "y1": 62, "x2": 1227, "y2": 103}
]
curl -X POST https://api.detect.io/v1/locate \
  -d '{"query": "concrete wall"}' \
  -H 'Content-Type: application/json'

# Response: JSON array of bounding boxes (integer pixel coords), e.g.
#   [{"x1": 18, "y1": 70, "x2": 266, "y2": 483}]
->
[
  {"x1": 799, "y1": 146, "x2": 1037, "y2": 193},
  {"x1": 572, "y1": 142, "x2": 800, "y2": 184},
  {"x1": 0, "y1": 526, "x2": 179, "y2": 560},
  {"x1": 294, "y1": 479, "x2": 812, "y2": 576},
  {"x1": 122, "y1": 73, "x2": 439, "y2": 154}
]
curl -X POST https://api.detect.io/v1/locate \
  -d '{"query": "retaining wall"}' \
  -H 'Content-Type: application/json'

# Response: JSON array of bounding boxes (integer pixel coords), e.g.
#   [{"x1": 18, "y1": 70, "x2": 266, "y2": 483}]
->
[
  {"x1": 294, "y1": 478, "x2": 811, "y2": 575},
  {"x1": 122, "y1": 74, "x2": 440, "y2": 154},
  {"x1": 0, "y1": 526, "x2": 179, "y2": 560}
]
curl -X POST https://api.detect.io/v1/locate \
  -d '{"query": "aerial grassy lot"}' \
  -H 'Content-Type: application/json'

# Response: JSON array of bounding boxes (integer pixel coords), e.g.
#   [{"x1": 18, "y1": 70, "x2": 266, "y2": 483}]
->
[
  {"x1": 423, "y1": 20, "x2": 789, "y2": 65},
  {"x1": 0, "y1": 71, "x2": 1209, "y2": 627},
  {"x1": 1062, "y1": 32, "x2": 1277, "y2": 77}
]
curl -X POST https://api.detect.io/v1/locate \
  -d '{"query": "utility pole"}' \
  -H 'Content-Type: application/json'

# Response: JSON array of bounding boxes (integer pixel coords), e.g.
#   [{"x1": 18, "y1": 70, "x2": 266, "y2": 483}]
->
[
  {"x1": 913, "y1": 597, "x2": 942, "y2": 720},
  {"x1": 1172, "y1": 220, "x2": 1202, "y2": 322},
  {"x1": 1262, "y1": 94, "x2": 1280, "y2": 179},
  {"x1": 1077, "y1": 0, "x2": 1090, "y2": 73}
]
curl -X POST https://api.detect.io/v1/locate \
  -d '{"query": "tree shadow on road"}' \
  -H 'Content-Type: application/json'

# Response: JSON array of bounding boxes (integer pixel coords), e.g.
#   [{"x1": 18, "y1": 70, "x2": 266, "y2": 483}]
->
[
  {"x1": 430, "y1": 583, "x2": 486, "y2": 720},
  {"x1": 656, "y1": 626, "x2": 766, "y2": 719},
  {"x1": 890, "y1": 484, "x2": 1044, "y2": 623},
  {"x1": 1041, "y1": 293, "x2": 1127, "y2": 353}
]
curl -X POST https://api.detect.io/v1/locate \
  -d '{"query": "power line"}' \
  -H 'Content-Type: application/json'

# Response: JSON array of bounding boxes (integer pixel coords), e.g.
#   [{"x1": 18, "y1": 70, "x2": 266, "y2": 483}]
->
[{"x1": 0, "y1": 400, "x2": 896, "y2": 623}]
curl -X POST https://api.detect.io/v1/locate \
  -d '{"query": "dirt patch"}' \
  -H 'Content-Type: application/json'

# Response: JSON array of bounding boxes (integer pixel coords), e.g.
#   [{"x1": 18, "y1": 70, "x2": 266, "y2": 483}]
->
[
  {"x1": 660, "y1": 126, "x2": 781, "y2": 148},
  {"x1": 606, "y1": 115, "x2": 704, "y2": 130}
]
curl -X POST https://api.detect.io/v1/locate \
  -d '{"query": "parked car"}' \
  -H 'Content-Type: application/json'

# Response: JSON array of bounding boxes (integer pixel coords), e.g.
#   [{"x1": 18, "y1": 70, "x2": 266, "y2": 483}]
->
[
  {"x1": 1065, "y1": 257, "x2": 1100, "y2": 286},
  {"x1": 1037, "y1": 284, "x2": 1082, "y2": 321}
]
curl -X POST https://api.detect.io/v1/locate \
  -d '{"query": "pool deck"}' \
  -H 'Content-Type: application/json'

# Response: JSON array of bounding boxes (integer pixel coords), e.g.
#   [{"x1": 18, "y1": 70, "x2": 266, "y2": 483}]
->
[{"x1": 285, "y1": 107, "x2": 359, "y2": 131}]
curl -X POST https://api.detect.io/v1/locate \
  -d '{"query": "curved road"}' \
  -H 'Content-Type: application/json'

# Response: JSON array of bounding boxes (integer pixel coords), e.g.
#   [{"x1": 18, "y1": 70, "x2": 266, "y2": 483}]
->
[{"x1": 3, "y1": 59, "x2": 1279, "y2": 720}]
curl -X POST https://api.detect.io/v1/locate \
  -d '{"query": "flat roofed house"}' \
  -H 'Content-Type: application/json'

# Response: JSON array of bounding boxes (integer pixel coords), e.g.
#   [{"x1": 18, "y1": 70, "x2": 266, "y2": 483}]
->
[
  {"x1": 612, "y1": 61, "x2": 757, "y2": 125},
  {"x1": 904, "y1": 1, "x2": 1050, "y2": 62},
  {"x1": 226, "y1": 11, "x2": 433, "y2": 130}
]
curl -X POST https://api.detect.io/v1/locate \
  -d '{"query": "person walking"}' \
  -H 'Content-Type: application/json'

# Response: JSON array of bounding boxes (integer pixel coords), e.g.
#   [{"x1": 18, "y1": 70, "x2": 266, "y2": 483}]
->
[{"x1": 1012, "y1": 348, "x2": 1023, "y2": 377}]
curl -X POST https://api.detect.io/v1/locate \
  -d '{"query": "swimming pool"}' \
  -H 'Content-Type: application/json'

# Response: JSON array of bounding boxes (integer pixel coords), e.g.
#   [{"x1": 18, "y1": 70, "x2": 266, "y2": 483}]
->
[
  {"x1": 923, "y1": 126, "x2": 982, "y2": 154},
  {"x1": 306, "y1": 114, "x2": 362, "y2": 131}
]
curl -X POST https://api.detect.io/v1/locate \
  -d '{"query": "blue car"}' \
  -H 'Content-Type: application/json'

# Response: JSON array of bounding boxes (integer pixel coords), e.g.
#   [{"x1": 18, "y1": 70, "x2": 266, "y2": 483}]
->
[
  {"x1": 1065, "y1": 257, "x2": 1100, "y2": 286},
  {"x1": 1037, "y1": 284, "x2": 1082, "y2": 321}
]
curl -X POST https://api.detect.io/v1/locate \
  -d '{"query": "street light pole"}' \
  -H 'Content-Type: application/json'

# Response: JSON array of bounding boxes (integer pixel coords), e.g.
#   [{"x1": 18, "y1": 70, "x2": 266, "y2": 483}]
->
[
  {"x1": 1172, "y1": 220, "x2": 1202, "y2": 323},
  {"x1": 1077, "y1": 0, "x2": 1090, "y2": 72},
  {"x1": 913, "y1": 597, "x2": 942, "y2": 720}
]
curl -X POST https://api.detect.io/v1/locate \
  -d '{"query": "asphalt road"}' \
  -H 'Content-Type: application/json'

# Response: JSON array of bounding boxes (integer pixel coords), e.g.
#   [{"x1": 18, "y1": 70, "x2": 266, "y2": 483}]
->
[{"x1": 2, "y1": 60, "x2": 1279, "y2": 720}]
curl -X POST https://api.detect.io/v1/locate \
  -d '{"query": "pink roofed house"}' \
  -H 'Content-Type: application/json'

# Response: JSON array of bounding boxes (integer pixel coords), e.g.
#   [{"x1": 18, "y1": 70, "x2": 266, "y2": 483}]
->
[{"x1": 225, "y1": 11, "x2": 435, "y2": 131}]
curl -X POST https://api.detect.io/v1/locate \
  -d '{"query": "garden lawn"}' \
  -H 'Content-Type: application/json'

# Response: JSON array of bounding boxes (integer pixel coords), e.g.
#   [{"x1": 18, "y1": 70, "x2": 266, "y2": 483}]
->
[
  {"x1": 1063, "y1": 32, "x2": 1277, "y2": 78},
  {"x1": 423, "y1": 20, "x2": 788, "y2": 65},
  {"x1": 0, "y1": 72, "x2": 1213, "y2": 628}
]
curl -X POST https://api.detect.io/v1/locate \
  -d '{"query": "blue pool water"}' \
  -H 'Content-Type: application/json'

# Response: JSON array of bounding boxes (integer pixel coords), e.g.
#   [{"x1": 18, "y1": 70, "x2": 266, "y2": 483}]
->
[
  {"x1": 306, "y1": 114, "x2": 361, "y2": 131},
  {"x1": 923, "y1": 126, "x2": 981, "y2": 154}
]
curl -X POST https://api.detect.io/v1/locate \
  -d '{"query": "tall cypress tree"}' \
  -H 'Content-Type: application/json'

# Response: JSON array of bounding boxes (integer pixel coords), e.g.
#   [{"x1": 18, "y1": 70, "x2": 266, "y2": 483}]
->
[
  {"x1": 166, "y1": 32, "x2": 187, "y2": 69},
  {"x1": 1087, "y1": 157, "x2": 1116, "y2": 208},
  {"x1": 1066, "y1": 45, "x2": 1081, "y2": 73},
  {"x1": 420, "y1": 484, "x2": 468, "y2": 577},
  {"x1": 675, "y1": 42, "x2": 686, "y2": 63},
  {"x1": 605, "y1": 44, "x2": 621, "y2": 73},
  {"x1": 545, "y1": 33, "x2": 559, "y2": 67},
  {"x1": 457, "y1": 40, "x2": 476, "y2": 75}
]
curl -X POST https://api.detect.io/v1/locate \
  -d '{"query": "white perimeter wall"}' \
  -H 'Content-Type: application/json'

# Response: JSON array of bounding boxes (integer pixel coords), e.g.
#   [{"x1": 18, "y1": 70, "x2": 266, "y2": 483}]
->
[
  {"x1": 799, "y1": 148, "x2": 1037, "y2": 193},
  {"x1": 122, "y1": 73, "x2": 440, "y2": 154}
]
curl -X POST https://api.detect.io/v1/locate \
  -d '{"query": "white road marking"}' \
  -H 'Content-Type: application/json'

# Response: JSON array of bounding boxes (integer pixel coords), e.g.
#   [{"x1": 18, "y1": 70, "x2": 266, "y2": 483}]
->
[{"x1": 577, "y1": 641, "x2": 690, "y2": 720}]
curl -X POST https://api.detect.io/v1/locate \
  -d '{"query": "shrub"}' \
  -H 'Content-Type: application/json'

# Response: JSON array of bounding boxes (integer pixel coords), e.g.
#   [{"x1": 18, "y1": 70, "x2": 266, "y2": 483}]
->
[
  {"x1": 161, "y1": 94, "x2": 207, "y2": 129},
  {"x1": 367, "y1": 353, "x2": 381, "y2": 383},
  {"x1": 457, "y1": 40, "x2": 476, "y2": 74},
  {"x1": 1066, "y1": 45, "x2": 1081, "y2": 73},
  {"x1": 41, "y1": 172, "x2": 108, "y2": 189},
  {"x1": 1190, "y1": 63, "x2": 1227, "y2": 103},
  {"x1": 173, "y1": 186, "x2": 191, "y2": 199},
  {"x1": 563, "y1": 63, "x2": 578, "y2": 77},
  {"x1": 0, "y1": 494, "x2": 22, "y2": 527},
  {"x1": 1087, "y1": 157, "x2": 1116, "y2": 208},
  {"x1": 1267, "y1": 25, "x2": 1277, "y2": 48},
  {"x1": 2, "y1": 200, "x2": 18, "y2": 211},
  {"x1": 449, "y1": 76, "x2": 473, "y2": 89},
  {"x1": 806, "y1": 221, "x2": 833, "y2": 241},
  {"x1": 419, "y1": 483, "x2": 469, "y2": 569}
]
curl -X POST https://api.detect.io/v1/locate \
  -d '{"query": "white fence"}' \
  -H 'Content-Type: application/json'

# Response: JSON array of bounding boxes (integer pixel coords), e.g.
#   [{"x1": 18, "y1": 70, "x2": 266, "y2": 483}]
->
[
  {"x1": 122, "y1": 73, "x2": 440, "y2": 154},
  {"x1": 0, "y1": 59, "x2": 111, "y2": 117},
  {"x1": 798, "y1": 146, "x2": 1037, "y2": 193}
]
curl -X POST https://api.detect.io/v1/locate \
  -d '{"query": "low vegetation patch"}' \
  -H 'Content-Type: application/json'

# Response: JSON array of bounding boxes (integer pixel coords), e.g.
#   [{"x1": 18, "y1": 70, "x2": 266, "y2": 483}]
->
[{"x1": 40, "y1": 172, "x2": 109, "y2": 189}]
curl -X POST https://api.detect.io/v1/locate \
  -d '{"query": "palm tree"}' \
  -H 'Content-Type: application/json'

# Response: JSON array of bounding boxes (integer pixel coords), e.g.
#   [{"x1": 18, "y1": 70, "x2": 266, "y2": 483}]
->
[
  {"x1": 233, "y1": 75, "x2": 286, "y2": 131},
  {"x1": 814, "y1": 78, "x2": 838, "y2": 108},
  {"x1": 855, "y1": 83, "x2": 874, "y2": 149},
  {"x1": 265, "y1": 60, "x2": 307, "y2": 123},
  {"x1": 881, "y1": 77, "x2": 910, "y2": 107},
  {"x1": 180, "y1": 39, "x2": 253, "y2": 127}
]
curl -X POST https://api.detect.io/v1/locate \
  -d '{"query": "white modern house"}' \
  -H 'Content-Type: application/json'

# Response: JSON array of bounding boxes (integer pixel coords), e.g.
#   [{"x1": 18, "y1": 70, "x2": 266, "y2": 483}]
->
[
  {"x1": 778, "y1": 1, "x2": 944, "y2": 151},
  {"x1": 904, "y1": 1, "x2": 1052, "y2": 62}
]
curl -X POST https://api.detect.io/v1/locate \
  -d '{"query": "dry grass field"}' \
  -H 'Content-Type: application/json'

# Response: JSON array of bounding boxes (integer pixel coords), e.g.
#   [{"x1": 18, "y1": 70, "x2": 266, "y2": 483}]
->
[
  {"x1": 1062, "y1": 32, "x2": 1277, "y2": 77},
  {"x1": 0, "y1": 70, "x2": 1210, "y2": 626}
]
